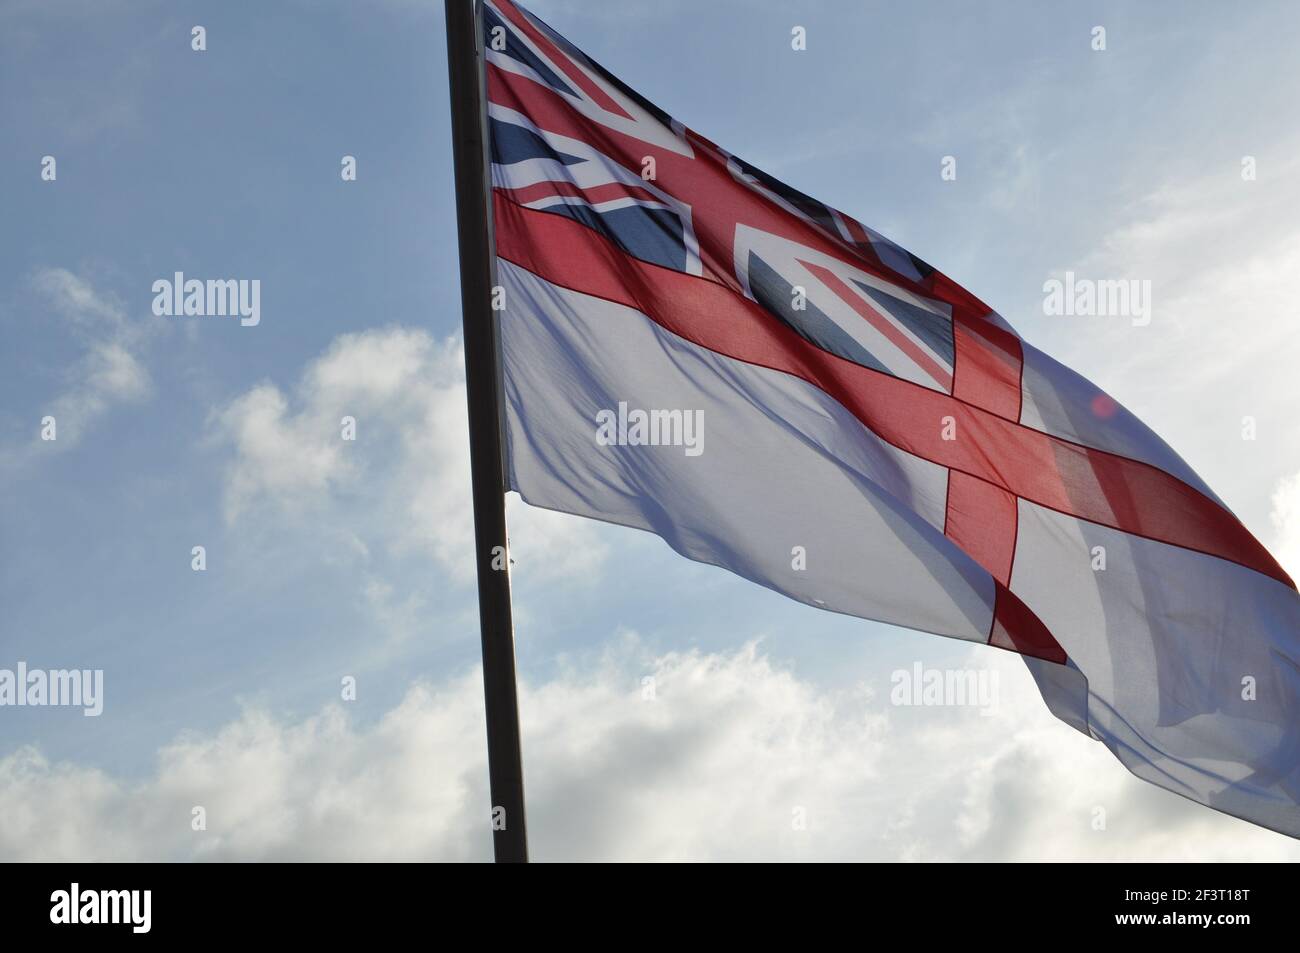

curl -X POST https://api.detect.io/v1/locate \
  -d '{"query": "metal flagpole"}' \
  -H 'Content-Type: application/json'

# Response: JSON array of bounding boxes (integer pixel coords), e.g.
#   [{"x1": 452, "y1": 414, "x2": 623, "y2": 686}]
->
[{"x1": 444, "y1": 0, "x2": 529, "y2": 863}]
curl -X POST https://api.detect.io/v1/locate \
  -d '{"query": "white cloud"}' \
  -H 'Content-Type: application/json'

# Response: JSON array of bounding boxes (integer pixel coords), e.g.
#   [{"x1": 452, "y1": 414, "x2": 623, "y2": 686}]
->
[
  {"x1": 1033, "y1": 147, "x2": 1300, "y2": 540},
  {"x1": 13, "y1": 268, "x2": 154, "y2": 455},
  {"x1": 1059, "y1": 151, "x2": 1300, "y2": 401},
  {"x1": 2, "y1": 638, "x2": 1294, "y2": 861},
  {"x1": 216, "y1": 382, "x2": 353, "y2": 519},
  {"x1": 35, "y1": 267, "x2": 127, "y2": 326},
  {"x1": 212, "y1": 326, "x2": 608, "y2": 588},
  {"x1": 1270, "y1": 471, "x2": 1300, "y2": 583}
]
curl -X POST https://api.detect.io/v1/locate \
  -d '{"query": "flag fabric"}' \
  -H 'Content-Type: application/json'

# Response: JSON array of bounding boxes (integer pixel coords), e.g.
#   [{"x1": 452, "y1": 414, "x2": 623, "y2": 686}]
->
[{"x1": 481, "y1": 0, "x2": 1300, "y2": 835}]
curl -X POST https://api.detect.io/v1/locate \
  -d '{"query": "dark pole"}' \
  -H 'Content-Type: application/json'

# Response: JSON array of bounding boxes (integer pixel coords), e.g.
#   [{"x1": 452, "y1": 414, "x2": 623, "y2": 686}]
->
[{"x1": 444, "y1": 0, "x2": 529, "y2": 863}]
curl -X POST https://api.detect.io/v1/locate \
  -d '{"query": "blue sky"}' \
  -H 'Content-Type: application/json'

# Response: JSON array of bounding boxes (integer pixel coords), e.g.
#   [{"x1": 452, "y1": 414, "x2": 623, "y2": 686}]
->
[{"x1": 2, "y1": 0, "x2": 1300, "y2": 860}]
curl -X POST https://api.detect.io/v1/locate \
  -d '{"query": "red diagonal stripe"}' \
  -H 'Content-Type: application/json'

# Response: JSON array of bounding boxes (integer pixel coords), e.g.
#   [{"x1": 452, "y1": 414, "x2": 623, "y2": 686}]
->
[
  {"x1": 493, "y1": 0, "x2": 634, "y2": 120},
  {"x1": 801, "y1": 259, "x2": 953, "y2": 391},
  {"x1": 503, "y1": 179, "x2": 665, "y2": 208}
]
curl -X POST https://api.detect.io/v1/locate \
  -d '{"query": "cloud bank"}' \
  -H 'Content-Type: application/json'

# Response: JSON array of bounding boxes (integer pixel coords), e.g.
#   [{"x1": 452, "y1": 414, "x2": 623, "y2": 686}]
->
[
  {"x1": 211, "y1": 326, "x2": 607, "y2": 589},
  {"x1": 2, "y1": 638, "x2": 1295, "y2": 862}
]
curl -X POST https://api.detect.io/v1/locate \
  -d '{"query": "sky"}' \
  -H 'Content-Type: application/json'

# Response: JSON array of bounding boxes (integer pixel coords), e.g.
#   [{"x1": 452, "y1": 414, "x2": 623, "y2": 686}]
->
[{"x1": 2, "y1": 0, "x2": 1299, "y2": 861}]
